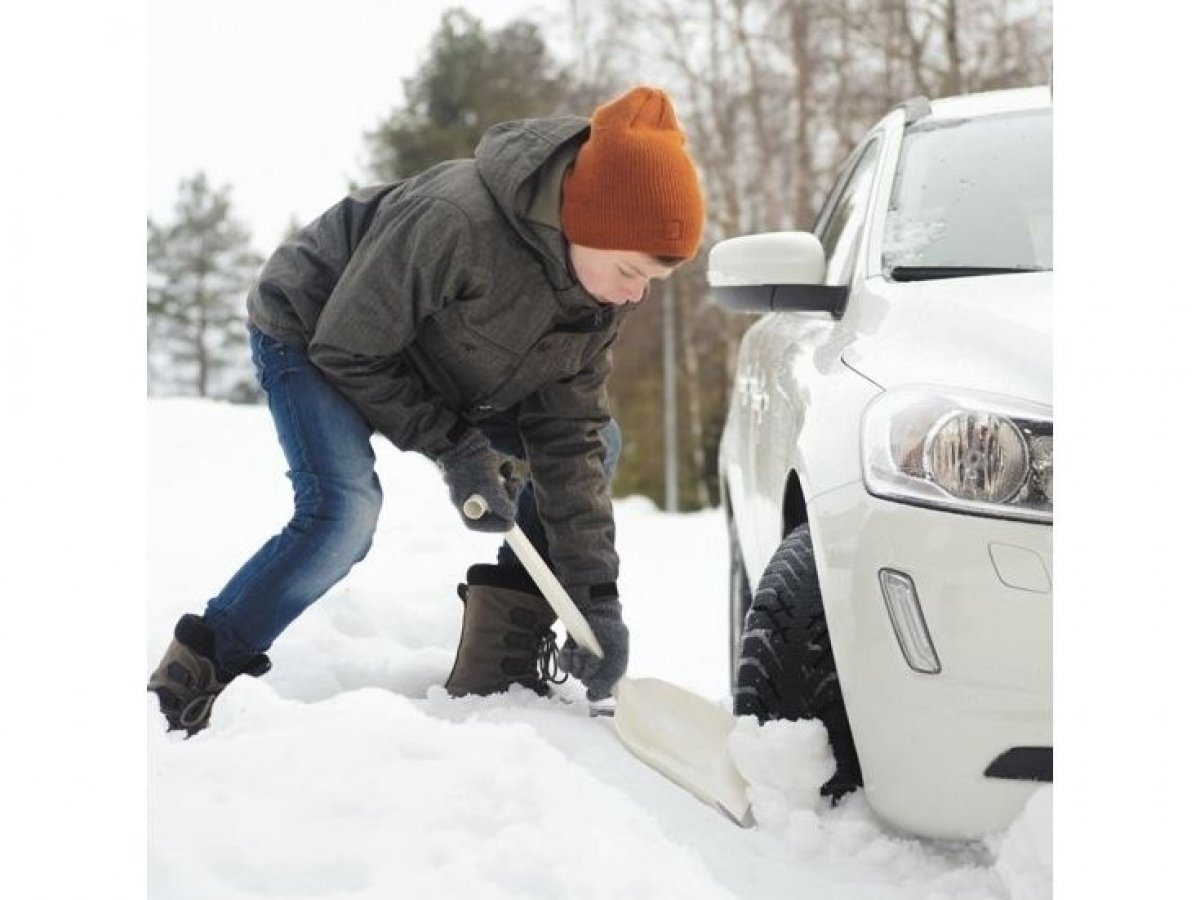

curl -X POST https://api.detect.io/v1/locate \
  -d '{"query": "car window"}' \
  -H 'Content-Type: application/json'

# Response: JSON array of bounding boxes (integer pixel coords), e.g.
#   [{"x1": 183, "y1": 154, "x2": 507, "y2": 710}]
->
[
  {"x1": 884, "y1": 108, "x2": 1052, "y2": 274},
  {"x1": 816, "y1": 139, "x2": 882, "y2": 285}
]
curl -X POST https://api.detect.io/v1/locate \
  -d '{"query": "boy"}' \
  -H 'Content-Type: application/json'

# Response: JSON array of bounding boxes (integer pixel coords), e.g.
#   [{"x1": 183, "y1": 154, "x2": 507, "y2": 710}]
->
[{"x1": 149, "y1": 85, "x2": 705, "y2": 734}]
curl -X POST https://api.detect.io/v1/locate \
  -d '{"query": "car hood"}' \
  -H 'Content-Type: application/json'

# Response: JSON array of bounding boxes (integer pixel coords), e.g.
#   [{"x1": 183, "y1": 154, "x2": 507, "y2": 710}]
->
[{"x1": 841, "y1": 271, "x2": 1052, "y2": 406}]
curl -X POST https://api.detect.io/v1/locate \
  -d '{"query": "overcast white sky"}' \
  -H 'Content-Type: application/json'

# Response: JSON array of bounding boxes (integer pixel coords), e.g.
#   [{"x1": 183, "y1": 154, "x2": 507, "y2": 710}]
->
[{"x1": 149, "y1": 0, "x2": 553, "y2": 250}]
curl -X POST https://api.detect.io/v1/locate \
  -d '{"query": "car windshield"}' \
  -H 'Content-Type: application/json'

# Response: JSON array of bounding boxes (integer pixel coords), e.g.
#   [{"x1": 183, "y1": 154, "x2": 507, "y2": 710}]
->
[{"x1": 883, "y1": 108, "x2": 1052, "y2": 278}]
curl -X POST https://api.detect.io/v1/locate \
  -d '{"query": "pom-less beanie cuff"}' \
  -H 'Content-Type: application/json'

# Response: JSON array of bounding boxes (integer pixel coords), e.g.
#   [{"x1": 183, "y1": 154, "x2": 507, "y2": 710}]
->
[{"x1": 561, "y1": 86, "x2": 705, "y2": 260}]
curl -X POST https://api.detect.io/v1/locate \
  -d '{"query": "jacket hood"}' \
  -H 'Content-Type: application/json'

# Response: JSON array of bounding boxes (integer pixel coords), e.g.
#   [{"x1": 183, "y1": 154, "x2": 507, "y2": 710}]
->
[{"x1": 475, "y1": 116, "x2": 590, "y2": 291}]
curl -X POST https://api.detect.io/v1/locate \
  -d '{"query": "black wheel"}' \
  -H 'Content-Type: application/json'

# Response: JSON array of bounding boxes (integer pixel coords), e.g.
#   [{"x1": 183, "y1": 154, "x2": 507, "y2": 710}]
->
[
  {"x1": 733, "y1": 523, "x2": 862, "y2": 801},
  {"x1": 727, "y1": 518, "x2": 754, "y2": 695}
]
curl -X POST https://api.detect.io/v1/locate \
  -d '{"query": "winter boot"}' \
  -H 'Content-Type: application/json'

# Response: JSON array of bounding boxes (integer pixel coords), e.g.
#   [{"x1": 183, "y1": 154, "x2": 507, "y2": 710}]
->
[
  {"x1": 445, "y1": 564, "x2": 565, "y2": 698},
  {"x1": 147, "y1": 614, "x2": 271, "y2": 736}
]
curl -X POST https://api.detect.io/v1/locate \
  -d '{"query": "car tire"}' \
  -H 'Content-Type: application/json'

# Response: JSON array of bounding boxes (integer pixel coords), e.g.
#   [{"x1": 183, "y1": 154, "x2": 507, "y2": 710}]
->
[
  {"x1": 728, "y1": 519, "x2": 754, "y2": 695},
  {"x1": 733, "y1": 523, "x2": 863, "y2": 800}
]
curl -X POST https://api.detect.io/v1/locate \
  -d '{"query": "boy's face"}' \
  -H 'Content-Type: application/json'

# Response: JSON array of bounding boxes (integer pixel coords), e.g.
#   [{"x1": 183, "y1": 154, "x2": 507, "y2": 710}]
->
[{"x1": 568, "y1": 244, "x2": 677, "y2": 306}]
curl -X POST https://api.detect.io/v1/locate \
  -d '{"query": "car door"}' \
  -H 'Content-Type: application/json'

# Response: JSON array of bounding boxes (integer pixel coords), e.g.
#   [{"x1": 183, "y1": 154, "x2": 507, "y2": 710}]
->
[{"x1": 745, "y1": 137, "x2": 883, "y2": 571}]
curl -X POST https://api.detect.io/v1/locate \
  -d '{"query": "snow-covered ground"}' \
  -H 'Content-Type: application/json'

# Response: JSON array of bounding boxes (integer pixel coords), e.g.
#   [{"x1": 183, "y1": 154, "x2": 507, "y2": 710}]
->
[{"x1": 147, "y1": 398, "x2": 1051, "y2": 900}]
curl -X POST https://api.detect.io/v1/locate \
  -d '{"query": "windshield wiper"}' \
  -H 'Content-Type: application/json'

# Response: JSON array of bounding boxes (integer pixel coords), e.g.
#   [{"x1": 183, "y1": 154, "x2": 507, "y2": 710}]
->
[{"x1": 889, "y1": 265, "x2": 1049, "y2": 282}]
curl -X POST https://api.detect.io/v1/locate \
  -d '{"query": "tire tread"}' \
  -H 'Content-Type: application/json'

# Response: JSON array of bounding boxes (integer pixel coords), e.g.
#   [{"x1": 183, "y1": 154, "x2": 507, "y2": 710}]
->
[{"x1": 733, "y1": 524, "x2": 863, "y2": 796}]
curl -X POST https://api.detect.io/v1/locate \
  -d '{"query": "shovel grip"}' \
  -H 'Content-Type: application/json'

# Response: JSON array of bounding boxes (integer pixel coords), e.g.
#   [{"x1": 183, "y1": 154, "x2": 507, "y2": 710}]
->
[{"x1": 462, "y1": 494, "x2": 489, "y2": 521}]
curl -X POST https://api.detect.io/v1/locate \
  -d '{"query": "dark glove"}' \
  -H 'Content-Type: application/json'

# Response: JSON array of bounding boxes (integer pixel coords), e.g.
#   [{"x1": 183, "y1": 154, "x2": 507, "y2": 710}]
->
[
  {"x1": 437, "y1": 429, "x2": 522, "y2": 533},
  {"x1": 559, "y1": 590, "x2": 628, "y2": 701}
]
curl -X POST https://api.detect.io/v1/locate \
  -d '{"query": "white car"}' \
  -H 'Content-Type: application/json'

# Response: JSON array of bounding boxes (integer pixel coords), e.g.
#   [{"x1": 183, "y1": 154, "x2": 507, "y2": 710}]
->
[{"x1": 710, "y1": 86, "x2": 1051, "y2": 839}]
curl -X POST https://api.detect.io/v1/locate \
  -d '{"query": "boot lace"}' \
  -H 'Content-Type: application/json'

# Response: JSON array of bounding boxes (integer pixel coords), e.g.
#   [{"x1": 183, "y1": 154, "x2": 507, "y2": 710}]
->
[
  {"x1": 178, "y1": 693, "x2": 218, "y2": 732},
  {"x1": 536, "y1": 628, "x2": 568, "y2": 686}
]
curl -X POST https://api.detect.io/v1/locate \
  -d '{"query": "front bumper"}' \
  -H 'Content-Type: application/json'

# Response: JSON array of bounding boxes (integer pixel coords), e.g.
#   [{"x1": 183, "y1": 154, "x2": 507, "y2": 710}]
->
[{"x1": 808, "y1": 481, "x2": 1052, "y2": 839}]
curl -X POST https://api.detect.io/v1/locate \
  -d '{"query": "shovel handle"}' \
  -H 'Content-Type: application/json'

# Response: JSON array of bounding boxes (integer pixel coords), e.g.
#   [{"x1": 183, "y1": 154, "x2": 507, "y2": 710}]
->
[{"x1": 463, "y1": 494, "x2": 604, "y2": 658}]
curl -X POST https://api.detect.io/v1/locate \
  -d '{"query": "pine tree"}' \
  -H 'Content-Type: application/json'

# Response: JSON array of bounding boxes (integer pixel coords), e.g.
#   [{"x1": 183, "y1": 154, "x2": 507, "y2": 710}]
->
[
  {"x1": 147, "y1": 173, "x2": 263, "y2": 400},
  {"x1": 365, "y1": 10, "x2": 571, "y2": 180}
]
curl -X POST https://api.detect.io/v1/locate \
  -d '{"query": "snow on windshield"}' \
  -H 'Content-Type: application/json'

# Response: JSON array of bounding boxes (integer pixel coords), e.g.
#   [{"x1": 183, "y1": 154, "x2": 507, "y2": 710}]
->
[{"x1": 884, "y1": 109, "x2": 1053, "y2": 274}]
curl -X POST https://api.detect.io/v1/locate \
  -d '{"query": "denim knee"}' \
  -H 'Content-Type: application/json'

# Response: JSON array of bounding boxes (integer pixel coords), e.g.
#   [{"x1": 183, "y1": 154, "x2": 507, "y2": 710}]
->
[{"x1": 288, "y1": 469, "x2": 383, "y2": 563}]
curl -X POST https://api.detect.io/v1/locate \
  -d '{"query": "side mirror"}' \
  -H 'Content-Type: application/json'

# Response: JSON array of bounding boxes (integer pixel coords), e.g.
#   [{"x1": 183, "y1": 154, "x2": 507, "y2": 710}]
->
[{"x1": 707, "y1": 231, "x2": 849, "y2": 317}]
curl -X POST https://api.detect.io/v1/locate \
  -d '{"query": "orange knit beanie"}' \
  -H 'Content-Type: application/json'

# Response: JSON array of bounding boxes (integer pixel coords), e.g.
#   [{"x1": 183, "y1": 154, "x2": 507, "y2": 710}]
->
[{"x1": 561, "y1": 86, "x2": 705, "y2": 260}]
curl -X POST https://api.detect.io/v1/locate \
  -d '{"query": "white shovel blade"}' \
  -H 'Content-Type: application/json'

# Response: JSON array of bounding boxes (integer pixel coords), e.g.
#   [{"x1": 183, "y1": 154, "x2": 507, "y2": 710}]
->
[{"x1": 613, "y1": 676, "x2": 752, "y2": 827}]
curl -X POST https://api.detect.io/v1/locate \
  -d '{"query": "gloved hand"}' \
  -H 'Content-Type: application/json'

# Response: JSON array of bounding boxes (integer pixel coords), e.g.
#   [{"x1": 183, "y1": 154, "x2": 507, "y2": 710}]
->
[
  {"x1": 559, "y1": 590, "x2": 628, "y2": 701},
  {"x1": 437, "y1": 429, "x2": 522, "y2": 533}
]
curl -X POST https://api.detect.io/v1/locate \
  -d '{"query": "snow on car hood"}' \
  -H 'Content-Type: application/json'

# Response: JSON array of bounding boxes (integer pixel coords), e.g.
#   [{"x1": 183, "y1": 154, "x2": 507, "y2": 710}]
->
[{"x1": 841, "y1": 271, "x2": 1052, "y2": 406}]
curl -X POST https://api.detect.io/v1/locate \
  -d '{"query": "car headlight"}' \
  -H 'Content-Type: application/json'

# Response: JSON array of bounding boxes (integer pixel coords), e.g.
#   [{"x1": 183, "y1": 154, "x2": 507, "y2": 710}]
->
[{"x1": 861, "y1": 386, "x2": 1052, "y2": 523}]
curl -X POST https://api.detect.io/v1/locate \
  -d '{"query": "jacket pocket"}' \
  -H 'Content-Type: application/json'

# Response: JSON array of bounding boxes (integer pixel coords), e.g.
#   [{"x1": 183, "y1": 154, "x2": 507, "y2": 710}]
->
[
  {"x1": 475, "y1": 331, "x2": 596, "y2": 412},
  {"x1": 412, "y1": 302, "x2": 522, "y2": 407}
]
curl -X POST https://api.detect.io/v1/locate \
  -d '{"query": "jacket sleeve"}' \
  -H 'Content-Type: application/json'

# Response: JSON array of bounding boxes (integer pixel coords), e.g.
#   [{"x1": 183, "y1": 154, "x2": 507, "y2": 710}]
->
[
  {"x1": 517, "y1": 341, "x2": 620, "y2": 591},
  {"x1": 308, "y1": 196, "x2": 480, "y2": 458}
]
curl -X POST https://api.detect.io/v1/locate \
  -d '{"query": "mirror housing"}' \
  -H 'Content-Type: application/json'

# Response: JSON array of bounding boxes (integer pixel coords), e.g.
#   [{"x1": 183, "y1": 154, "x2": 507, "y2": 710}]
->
[{"x1": 707, "y1": 231, "x2": 849, "y2": 317}]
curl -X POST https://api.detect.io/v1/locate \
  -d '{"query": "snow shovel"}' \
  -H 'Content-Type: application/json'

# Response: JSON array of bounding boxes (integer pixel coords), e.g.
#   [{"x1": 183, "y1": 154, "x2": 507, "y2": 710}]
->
[{"x1": 464, "y1": 495, "x2": 752, "y2": 827}]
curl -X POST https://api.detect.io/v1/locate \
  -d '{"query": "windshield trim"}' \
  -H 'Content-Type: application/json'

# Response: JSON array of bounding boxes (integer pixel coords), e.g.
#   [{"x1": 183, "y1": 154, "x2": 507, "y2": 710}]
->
[{"x1": 889, "y1": 265, "x2": 1051, "y2": 282}]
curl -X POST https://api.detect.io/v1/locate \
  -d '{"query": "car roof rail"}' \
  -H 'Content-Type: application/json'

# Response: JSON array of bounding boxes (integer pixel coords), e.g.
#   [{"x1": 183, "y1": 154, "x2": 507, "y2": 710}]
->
[{"x1": 894, "y1": 96, "x2": 933, "y2": 124}]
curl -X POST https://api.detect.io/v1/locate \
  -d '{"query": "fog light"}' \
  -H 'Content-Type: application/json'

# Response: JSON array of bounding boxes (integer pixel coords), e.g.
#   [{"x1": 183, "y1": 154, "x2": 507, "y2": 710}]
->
[{"x1": 878, "y1": 569, "x2": 941, "y2": 674}]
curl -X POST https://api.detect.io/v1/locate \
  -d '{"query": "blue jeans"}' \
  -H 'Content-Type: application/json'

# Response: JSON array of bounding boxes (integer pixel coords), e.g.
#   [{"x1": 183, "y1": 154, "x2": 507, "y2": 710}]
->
[{"x1": 204, "y1": 326, "x2": 621, "y2": 672}]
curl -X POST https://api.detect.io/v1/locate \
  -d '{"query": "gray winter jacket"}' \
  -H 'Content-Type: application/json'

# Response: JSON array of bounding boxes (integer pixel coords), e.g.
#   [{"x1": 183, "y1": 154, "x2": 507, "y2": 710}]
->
[{"x1": 246, "y1": 116, "x2": 627, "y2": 589}]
